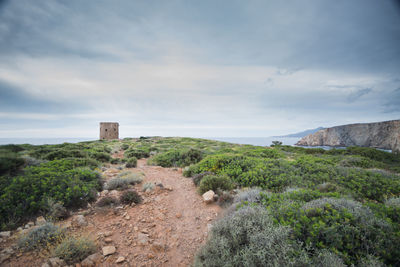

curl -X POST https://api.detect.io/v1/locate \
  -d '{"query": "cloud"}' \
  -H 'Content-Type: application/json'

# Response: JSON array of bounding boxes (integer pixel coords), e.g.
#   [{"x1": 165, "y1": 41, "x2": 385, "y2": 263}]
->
[
  {"x1": 346, "y1": 88, "x2": 373, "y2": 102},
  {"x1": 383, "y1": 88, "x2": 400, "y2": 113},
  {"x1": 0, "y1": 0, "x2": 399, "y2": 138}
]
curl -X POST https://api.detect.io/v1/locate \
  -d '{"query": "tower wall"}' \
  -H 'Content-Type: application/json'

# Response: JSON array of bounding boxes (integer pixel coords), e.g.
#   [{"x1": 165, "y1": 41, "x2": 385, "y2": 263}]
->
[{"x1": 99, "y1": 122, "x2": 119, "y2": 140}]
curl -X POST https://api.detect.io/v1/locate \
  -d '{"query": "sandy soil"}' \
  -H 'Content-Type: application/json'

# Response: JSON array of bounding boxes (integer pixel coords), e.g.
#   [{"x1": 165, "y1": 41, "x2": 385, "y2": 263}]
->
[{"x1": 2, "y1": 156, "x2": 221, "y2": 267}]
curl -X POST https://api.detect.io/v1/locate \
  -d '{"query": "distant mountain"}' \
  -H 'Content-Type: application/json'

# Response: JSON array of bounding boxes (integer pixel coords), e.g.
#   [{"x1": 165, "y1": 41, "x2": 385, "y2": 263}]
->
[{"x1": 275, "y1": 127, "x2": 325, "y2": 138}]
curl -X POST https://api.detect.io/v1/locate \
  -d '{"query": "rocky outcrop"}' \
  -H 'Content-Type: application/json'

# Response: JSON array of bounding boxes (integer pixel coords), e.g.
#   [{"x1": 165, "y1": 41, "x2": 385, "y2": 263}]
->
[{"x1": 296, "y1": 120, "x2": 400, "y2": 152}]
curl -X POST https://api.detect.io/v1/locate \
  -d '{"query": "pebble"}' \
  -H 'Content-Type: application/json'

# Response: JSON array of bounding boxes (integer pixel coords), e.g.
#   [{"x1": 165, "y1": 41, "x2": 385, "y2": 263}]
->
[
  {"x1": 116, "y1": 256, "x2": 125, "y2": 263},
  {"x1": 102, "y1": 246, "x2": 116, "y2": 256}
]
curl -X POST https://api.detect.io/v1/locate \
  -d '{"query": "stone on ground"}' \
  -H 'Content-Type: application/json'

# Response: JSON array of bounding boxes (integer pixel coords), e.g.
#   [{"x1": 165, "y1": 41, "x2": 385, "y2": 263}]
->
[
  {"x1": 102, "y1": 246, "x2": 116, "y2": 256},
  {"x1": 202, "y1": 190, "x2": 215, "y2": 204}
]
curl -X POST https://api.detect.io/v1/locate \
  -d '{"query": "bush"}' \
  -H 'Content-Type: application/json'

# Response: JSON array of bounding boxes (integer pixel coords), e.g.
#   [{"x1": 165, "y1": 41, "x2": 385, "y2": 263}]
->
[
  {"x1": 142, "y1": 182, "x2": 154, "y2": 192},
  {"x1": 110, "y1": 157, "x2": 121, "y2": 164},
  {"x1": 45, "y1": 198, "x2": 69, "y2": 221},
  {"x1": 192, "y1": 171, "x2": 214, "y2": 186},
  {"x1": 233, "y1": 188, "x2": 262, "y2": 204},
  {"x1": 44, "y1": 149, "x2": 87, "y2": 160},
  {"x1": 0, "y1": 160, "x2": 102, "y2": 230},
  {"x1": 105, "y1": 173, "x2": 143, "y2": 190},
  {"x1": 198, "y1": 175, "x2": 234, "y2": 194},
  {"x1": 89, "y1": 152, "x2": 111, "y2": 162},
  {"x1": 125, "y1": 157, "x2": 137, "y2": 168},
  {"x1": 121, "y1": 143, "x2": 129, "y2": 150},
  {"x1": 194, "y1": 206, "x2": 310, "y2": 267},
  {"x1": 120, "y1": 190, "x2": 142, "y2": 204},
  {"x1": 18, "y1": 223, "x2": 64, "y2": 250},
  {"x1": 149, "y1": 148, "x2": 204, "y2": 167},
  {"x1": 96, "y1": 196, "x2": 119, "y2": 207},
  {"x1": 124, "y1": 148, "x2": 150, "y2": 159},
  {"x1": 0, "y1": 152, "x2": 25, "y2": 175},
  {"x1": 53, "y1": 237, "x2": 96, "y2": 264}
]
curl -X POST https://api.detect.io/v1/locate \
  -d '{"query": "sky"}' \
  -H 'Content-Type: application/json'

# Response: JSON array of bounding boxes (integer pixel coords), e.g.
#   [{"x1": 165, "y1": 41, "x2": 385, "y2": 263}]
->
[{"x1": 0, "y1": 0, "x2": 399, "y2": 138}]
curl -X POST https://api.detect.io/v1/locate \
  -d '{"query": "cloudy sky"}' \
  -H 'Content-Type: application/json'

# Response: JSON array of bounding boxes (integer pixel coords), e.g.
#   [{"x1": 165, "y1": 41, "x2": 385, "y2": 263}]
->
[{"x1": 0, "y1": 0, "x2": 399, "y2": 138}]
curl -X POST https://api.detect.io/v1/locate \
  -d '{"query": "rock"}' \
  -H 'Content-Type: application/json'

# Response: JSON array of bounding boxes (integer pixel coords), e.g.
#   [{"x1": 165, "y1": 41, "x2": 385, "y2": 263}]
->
[
  {"x1": 41, "y1": 263, "x2": 51, "y2": 267},
  {"x1": 0, "y1": 231, "x2": 11, "y2": 238},
  {"x1": 102, "y1": 246, "x2": 116, "y2": 256},
  {"x1": 116, "y1": 256, "x2": 125, "y2": 263},
  {"x1": 296, "y1": 119, "x2": 400, "y2": 152},
  {"x1": 202, "y1": 190, "x2": 215, "y2": 204},
  {"x1": 104, "y1": 238, "x2": 113, "y2": 243},
  {"x1": 125, "y1": 215, "x2": 130, "y2": 220},
  {"x1": 138, "y1": 233, "x2": 149, "y2": 245},
  {"x1": 81, "y1": 253, "x2": 102, "y2": 267},
  {"x1": 175, "y1": 213, "x2": 182, "y2": 218},
  {"x1": 28, "y1": 221, "x2": 35, "y2": 227},
  {"x1": 36, "y1": 216, "x2": 47, "y2": 226},
  {"x1": 72, "y1": 215, "x2": 88, "y2": 227},
  {"x1": 104, "y1": 231, "x2": 112, "y2": 237},
  {"x1": 47, "y1": 257, "x2": 66, "y2": 267},
  {"x1": 24, "y1": 224, "x2": 30, "y2": 229}
]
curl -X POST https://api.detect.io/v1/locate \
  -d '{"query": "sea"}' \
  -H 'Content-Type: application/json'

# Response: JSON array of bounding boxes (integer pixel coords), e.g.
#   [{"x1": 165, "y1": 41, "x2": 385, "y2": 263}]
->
[{"x1": 0, "y1": 136, "x2": 300, "y2": 147}]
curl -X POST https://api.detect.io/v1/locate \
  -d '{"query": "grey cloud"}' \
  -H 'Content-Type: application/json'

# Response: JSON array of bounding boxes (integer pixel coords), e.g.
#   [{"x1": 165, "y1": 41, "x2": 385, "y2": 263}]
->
[
  {"x1": 347, "y1": 88, "x2": 373, "y2": 102},
  {"x1": 383, "y1": 88, "x2": 400, "y2": 112}
]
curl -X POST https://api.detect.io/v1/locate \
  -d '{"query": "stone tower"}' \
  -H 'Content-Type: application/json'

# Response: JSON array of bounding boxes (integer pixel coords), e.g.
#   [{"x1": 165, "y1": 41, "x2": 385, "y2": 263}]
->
[{"x1": 99, "y1": 122, "x2": 119, "y2": 140}]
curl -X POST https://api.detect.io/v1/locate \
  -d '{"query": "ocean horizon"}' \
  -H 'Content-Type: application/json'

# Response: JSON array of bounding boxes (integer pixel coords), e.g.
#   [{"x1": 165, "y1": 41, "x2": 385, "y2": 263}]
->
[{"x1": 0, "y1": 136, "x2": 300, "y2": 147}]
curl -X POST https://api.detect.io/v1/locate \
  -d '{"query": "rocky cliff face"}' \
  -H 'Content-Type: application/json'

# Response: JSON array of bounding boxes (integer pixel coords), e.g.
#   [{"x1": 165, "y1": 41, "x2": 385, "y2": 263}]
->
[{"x1": 296, "y1": 120, "x2": 400, "y2": 152}]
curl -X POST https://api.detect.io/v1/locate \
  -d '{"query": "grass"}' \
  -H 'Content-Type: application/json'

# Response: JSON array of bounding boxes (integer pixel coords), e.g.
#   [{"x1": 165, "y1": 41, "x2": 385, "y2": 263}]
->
[{"x1": 104, "y1": 172, "x2": 143, "y2": 190}]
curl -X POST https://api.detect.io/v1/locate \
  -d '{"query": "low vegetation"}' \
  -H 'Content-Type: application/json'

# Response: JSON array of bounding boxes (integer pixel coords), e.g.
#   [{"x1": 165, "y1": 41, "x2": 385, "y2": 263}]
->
[
  {"x1": 18, "y1": 223, "x2": 64, "y2": 251},
  {"x1": 105, "y1": 172, "x2": 143, "y2": 190},
  {"x1": 52, "y1": 236, "x2": 97, "y2": 264},
  {"x1": 120, "y1": 190, "x2": 142, "y2": 204},
  {"x1": 2, "y1": 137, "x2": 400, "y2": 266}
]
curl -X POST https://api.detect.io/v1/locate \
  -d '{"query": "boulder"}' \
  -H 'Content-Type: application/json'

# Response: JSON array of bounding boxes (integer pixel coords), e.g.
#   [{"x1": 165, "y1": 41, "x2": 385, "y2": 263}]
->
[
  {"x1": 102, "y1": 246, "x2": 116, "y2": 256},
  {"x1": 202, "y1": 190, "x2": 215, "y2": 204}
]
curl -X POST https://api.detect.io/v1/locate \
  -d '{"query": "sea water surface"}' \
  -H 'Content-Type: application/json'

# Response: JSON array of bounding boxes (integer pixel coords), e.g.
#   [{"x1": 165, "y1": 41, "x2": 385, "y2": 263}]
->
[{"x1": 0, "y1": 137, "x2": 300, "y2": 147}]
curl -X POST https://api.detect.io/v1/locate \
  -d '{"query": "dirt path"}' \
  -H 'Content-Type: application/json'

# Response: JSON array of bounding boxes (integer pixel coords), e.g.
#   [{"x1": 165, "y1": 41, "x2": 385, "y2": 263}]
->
[
  {"x1": 86, "y1": 159, "x2": 221, "y2": 266},
  {"x1": 2, "y1": 158, "x2": 221, "y2": 267}
]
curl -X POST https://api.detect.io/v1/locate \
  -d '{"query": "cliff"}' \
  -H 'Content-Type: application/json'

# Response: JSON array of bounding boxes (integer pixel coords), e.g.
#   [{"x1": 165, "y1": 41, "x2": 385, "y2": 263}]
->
[{"x1": 296, "y1": 120, "x2": 400, "y2": 152}]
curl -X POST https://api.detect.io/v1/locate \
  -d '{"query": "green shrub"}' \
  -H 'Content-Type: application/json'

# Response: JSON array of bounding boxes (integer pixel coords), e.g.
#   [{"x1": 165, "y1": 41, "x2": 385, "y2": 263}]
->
[
  {"x1": 124, "y1": 148, "x2": 150, "y2": 159},
  {"x1": 53, "y1": 237, "x2": 96, "y2": 264},
  {"x1": 0, "y1": 159, "x2": 102, "y2": 230},
  {"x1": 149, "y1": 148, "x2": 204, "y2": 167},
  {"x1": 89, "y1": 152, "x2": 111, "y2": 162},
  {"x1": 198, "y1": 175, "x2": 234, "y2": 194},
  {"x1": 336, "y1": 167, "x2": 400, "y2": 202},
  {"x1": 0, "y1": 152, "x2": 25, "y2": 175},
  {"x1": 120, "y1": 190, "x2": 142, "y2": 204},
  {"x1": 44, "y1": 149, "x2": 87, "y2": 160},
  {"x1": 96, "y1": 196, "x2": 119, "y2": 207},
  {"x1": 18, "y1": 223, "x2": 64, "y2": 250},
  {"x1": 121, "y1": 143, "x2": 129, "y2": 150},
  {"x1": 192, "y1": 171, "x2": 214, "y2": 186},
  {"x1": 110, "y1": 157, "x2": 121, "y2": 164},
  {"x1": 194, "y1": 206, "x2": 310, "y2": 267},
  {"x1": 125, "y1": 157, "x2": 137, "y2": 168}
]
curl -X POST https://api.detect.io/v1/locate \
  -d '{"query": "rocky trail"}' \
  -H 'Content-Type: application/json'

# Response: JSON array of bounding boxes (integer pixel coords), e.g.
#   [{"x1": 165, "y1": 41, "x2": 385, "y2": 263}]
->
[{"x1": 1, "y1": 156, "x2": 221, "y2": 267}]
